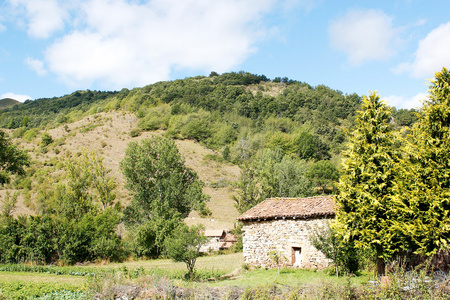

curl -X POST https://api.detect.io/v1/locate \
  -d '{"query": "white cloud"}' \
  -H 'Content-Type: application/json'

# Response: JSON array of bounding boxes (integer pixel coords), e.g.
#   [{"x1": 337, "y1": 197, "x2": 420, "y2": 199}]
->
[
  {"x1": 396, "y1": 22, "x2": 450, "y2": 78},
  {"x1": 9, "y1": 0, "x2": 67, "y2": 39},
  {"x1": 41, "y1": 0, "x2": 277, "y2": 89},
  {"x1": 329, "y1": 9, "x2": 397, "y2": 65},
  {"x1": 1, "y1": 92, "x2": 32, "y2": 102},
  {"x1": 25, "y1": 57, "x2": 47, "y2": 75},
  {"x1": 385, "y1": 92, "x2": 426, "y2": 109},
  {"x1": 0, "y1": 23, "x2": 6, "y2": 33}
]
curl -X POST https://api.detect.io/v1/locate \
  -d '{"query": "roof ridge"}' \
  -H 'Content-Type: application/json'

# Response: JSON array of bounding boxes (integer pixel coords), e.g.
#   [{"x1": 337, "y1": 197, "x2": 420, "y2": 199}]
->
[{"x1": 237, "y1": 196, "x2": 336, "y2": 221}]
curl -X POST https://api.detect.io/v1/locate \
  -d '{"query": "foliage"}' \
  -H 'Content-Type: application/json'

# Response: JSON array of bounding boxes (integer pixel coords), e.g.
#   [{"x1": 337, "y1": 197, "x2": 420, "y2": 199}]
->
[
  {"x1": 397, "y1": 68, "x2": 450, "y2": 256},
  {"x1": 0, "y1": 209, "x2": 125, "y2": 264},
  {"x1": 393, "y1": 108, "x2": 418, "y2": 127},
  {"x1": 234, "y1": 148, "x2": 314, "y2": 213},
  {"x1": 128, "y1": 215, "x2": 181, "y2": 258},
  {"x1": 41, "y1": 132, "x2": 53, "y2": 147},
  {"x1": 334, "y1": 92, "x2": 404, "y2": 277},
  {"x1": 42, "y1": 149, "x2": 116, "y2": 219},
  {"x1": 0, "y1": 191, "x2": 18, "y2": 218},
  {"x1": 0, "y1": 130, "x2": 30, "y2": 185},
  {"x1": 0, "y1": 90, "x2": 117, "y2": 129},
  {"x1": 269, "y1": 248, "x2": 286, "y2": 275},
  {"x1": 307, "y1": 160, "x2": 339, "y2": 194},
  {"x1": 310, "y1": 224, "x2": 360, "y2": 277},
  {"x1": 120, "y1": 136, "x2": 209, "y2": 223},
  {"x1": 164, "y1": 224, "x2": 208, "y2": 280}
]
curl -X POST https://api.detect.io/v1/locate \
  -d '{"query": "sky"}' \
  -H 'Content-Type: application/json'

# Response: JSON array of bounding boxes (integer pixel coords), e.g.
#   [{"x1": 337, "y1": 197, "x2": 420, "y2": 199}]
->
[{"x1": 1, "y1": 0, "x2": 450, "y2": 109}]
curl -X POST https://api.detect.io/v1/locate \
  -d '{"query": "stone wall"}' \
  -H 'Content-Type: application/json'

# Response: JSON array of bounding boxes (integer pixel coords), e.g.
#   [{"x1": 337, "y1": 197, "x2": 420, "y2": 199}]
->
[{"x1": 242, "y1": 218, "x2": 332, "y2": 269}]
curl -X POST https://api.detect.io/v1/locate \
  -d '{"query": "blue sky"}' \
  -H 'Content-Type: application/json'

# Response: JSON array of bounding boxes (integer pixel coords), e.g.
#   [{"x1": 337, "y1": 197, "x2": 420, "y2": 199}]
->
[{"x1": 1, "y1": 0, "x2": 450, "y2": 109}]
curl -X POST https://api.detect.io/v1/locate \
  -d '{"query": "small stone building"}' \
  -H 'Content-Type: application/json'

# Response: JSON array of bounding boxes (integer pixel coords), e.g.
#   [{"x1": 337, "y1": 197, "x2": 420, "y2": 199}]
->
[
  {"x1": 237, "y1": 196, "x2": 335, "y2": 269},
  {"x1": 199, "y1": 229, "x2": 237, "y2": 253}
]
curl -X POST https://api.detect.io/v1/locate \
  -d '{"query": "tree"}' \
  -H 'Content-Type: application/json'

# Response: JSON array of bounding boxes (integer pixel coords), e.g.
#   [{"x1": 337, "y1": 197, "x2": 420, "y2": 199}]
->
[
  {"x1": 334, "y1": 92, "x2": 404, "y2": 277},
  {"x1": 44, "y1": 149, "x2": 116, "y2": 220},
  {"x1": 307, "y1": 160, "x2": 339, "y2": 194},
  {"x1": 83, "y1": 150, "x2": 116, "y2": 210},
  {"x1": 1, "y1": 191, "x2": 18, "y2": 218},
  {"x1": 0, "y1": 130, "x2": 29, "y2": 185},
  {"x1": 397, "y1": 68, "x2": 450, "y2": 255},
  {"x1": 41, "y1": 132, "x2": 53, "y2": 147},
  {"x1": 310, "y1": 225, "x2": 360, "y2": 277},
  {"x1": 233, "y1": 148, "x2": 314, "y2": 213},
  {"x1": 120, "y1": 136, "x2": 209, "y2": 223},
  {"x1": 164, "y1": 224, "x2": 208, "y2": 280}
]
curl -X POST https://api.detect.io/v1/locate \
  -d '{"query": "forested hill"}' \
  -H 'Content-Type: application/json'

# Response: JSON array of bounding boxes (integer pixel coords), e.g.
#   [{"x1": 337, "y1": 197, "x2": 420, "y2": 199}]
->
[
  {"x1": 0, "y1": 98, "x2": 21, "y2": 110},
  {"x1": 0, "y1": 71, "x2": 417, "y2": 161}
]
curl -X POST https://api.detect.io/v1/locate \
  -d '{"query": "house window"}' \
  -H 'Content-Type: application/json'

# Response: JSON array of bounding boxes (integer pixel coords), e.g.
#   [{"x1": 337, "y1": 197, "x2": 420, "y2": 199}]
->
[{"x1": 292, "y1": 247, "x2": 302, "y2": 267}]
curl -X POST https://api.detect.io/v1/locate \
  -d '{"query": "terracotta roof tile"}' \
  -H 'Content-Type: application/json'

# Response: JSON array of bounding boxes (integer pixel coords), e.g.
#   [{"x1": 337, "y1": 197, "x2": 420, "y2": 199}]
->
[{"x1": 237, "y1": 196, "x2": 335, "y2": 221}]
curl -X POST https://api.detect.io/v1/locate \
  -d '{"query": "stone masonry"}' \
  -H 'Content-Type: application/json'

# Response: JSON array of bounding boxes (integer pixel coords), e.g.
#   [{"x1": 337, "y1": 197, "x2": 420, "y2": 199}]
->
[
  {"x1": 241, "y1": 217, "x2": 333, "y2": 269},
  {"x1": 237, "y1": 196, "x2": 335, "y2": 270}
]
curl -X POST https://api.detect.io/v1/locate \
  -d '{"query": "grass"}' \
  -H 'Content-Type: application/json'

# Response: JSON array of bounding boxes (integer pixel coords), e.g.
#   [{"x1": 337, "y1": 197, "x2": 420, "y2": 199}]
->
[
  {"x1": 0, "y1": 272, "x2": 87, "y2": 299},
  {"x1": 101, "y1": 252, "x2": 242, "y2": 274}
]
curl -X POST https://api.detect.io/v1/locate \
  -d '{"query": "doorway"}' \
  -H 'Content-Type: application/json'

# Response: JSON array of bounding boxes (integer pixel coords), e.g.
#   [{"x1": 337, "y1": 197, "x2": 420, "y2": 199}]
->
[{"x1": 292, "y1": 247, "x2": 302, "y2": 267}]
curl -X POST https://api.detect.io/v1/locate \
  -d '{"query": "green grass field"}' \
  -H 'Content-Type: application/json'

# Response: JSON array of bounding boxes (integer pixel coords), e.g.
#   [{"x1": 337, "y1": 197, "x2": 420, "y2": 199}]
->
[{"x1": 0, "y1": 253, "x2": 373, "y2": 299}]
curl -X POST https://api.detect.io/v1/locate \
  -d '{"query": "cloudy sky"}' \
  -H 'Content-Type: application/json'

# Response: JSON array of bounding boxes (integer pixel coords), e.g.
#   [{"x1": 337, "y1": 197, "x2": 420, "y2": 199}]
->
[{"x1": 1, "y1": 0, "x2": 450, "y2": 109}]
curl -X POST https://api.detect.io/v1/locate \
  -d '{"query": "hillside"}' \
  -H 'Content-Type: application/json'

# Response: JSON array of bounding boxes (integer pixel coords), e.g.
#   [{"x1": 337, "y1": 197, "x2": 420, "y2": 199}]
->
[
  {"x1": 0, "y1": 72, "x2": 418, "y2": 230},
  {"x1": 0, "y1": 98, "x2": 21, "y2": 110},
  {"x1": 3, "y1": 111, "x2": 240, "y2": 229}
]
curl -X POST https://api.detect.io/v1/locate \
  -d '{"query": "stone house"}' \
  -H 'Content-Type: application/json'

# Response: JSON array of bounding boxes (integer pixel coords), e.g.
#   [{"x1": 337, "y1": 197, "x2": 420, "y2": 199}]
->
[
  {"x1": 237, "y1": 196, "x2": 335, "y2": 269},
  {"x1": 199, "y1": 229, "x2": 237, "y2": 253}
]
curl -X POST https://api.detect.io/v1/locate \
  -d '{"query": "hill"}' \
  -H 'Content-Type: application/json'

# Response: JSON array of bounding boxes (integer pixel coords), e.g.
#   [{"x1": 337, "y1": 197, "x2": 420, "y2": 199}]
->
[
  {"x1": 0, "y1": 72, "x2": 418, "y2": 230},
  {"x1": 3, "y1": 111, "x2": 240, "y2": 229},
  {"x1": 0, "y1": 98, "x2": 21, "y2": 110}
]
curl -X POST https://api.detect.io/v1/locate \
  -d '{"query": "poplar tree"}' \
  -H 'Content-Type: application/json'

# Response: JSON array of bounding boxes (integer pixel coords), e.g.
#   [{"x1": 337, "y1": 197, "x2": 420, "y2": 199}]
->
[
  {"x1": 335, "y1": 92, "x2": 405, "y2": 277},
  {"x1": 397, "y1": 68, "x2": 450, "y2": 255}
]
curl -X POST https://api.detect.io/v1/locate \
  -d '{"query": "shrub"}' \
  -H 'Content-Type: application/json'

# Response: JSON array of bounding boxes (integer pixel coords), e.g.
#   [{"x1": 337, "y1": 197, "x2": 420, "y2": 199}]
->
[
  {"x1": 130, "y1": 128, "x2": 141, "y2": 137},
  {"x1": 41, "y1": 132, "x2": 53, "y2": 147}
]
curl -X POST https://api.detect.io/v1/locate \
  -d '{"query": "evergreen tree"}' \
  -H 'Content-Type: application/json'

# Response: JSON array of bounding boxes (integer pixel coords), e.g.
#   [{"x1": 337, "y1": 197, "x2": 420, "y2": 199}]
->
[
  {"x1": 397, "y1": 68, "x2": 450, "y2": 255},
  {"x1": 334, "y1": 92, "x2": 405, "y2": 277}
]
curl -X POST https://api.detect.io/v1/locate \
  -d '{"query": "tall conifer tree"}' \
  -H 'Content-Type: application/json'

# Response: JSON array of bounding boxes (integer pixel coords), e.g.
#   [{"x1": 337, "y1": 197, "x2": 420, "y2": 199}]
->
[
  {"x1": 397, "y1": 68, "x2": 450, "y2": 255},
  {"x1": 335, "y1": 92, "x2": 404, "y2": 277}
]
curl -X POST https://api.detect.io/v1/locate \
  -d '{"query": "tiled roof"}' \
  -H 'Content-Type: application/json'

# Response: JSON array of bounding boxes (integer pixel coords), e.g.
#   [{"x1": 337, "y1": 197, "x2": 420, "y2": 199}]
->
[
  {"x1": 237, "y1": 196, "x2": 335, "y2": 221},
  {"x1": 204, "y1": 229, "x2": 226, "y2": 237}
]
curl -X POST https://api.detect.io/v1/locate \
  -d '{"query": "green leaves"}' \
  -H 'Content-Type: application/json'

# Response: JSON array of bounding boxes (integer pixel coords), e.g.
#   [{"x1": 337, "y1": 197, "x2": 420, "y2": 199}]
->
[
  {"x1": 164, "y1": 224, "x2": 208, "y2": 280},
  {"x1": 0, "y1": 130, "x2": 30, "y2": 185},
  {"x1": 120, "y1": 136, "x2": 209, "y2": 223}
]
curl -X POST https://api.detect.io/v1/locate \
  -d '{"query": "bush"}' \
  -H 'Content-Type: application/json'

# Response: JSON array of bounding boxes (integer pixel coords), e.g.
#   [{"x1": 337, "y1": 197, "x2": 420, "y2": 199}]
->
[
  {"x1": 129, "y1": 128, "x2": 141, "y2": 137},
  {"x1": 41, "y1": 132, "x2": 53, "y2": 147}
]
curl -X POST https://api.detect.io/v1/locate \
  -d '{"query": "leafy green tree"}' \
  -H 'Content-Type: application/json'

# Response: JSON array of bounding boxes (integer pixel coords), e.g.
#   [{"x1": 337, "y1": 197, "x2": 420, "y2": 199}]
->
[
  {"x1": 397, "y1": 68, "x2": 450, "y2": 255},
  {"x1": 130, "y1": 214, "x2": 182, "y2": 258},
  {"x1": 334, "y1": 92, "x2": 404, "y2": 277},
  {"x1": 164, "y1": 224, "x2": 208, "y2": 280},
  {"x1": 44, "y1": 150, "x2": 116, "y2": 220},
  {"x1": 22, "y1": 116, "x2": 29, "y2": 127},
  {"x1": 233, "y1": 163, "x2": 261, "y2": 214},
  {"x1": 307, "y1": 160, "x2": 339, "y2": 194},
  {"x1": 82, "y1": 150, "x2": 116, "y2": 210},
  {"x1": 234, "y1": 148, "x2": 314, "y2": 213},
  {"x1": 0, "y1": 130, "x2": 29, "y2": 185},
  {"x1": 120, "y1": 136, "x2": 209, "y2": 223}
]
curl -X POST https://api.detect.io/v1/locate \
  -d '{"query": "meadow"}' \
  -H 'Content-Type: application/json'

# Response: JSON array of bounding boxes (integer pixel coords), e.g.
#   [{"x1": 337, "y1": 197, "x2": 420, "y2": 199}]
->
[{"x1": 0, "y1": 253, "x2": 375, "y2": 299}]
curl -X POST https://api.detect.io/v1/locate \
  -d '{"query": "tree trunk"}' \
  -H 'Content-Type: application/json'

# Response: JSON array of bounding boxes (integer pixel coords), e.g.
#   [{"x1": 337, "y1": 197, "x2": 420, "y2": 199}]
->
[{"x1": 376, "y1": 245, "x2": 385, "y2": 278}]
